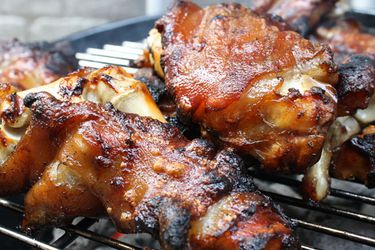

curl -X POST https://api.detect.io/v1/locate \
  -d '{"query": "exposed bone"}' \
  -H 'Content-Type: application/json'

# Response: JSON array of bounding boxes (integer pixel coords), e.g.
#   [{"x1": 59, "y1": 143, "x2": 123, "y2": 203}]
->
[{"x1": 302, "y1": 116, "x2": 361, "y2": 201}]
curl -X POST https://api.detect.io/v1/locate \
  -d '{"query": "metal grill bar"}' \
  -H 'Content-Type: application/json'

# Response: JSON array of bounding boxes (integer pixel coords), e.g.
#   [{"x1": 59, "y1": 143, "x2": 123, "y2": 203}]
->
[
  {"x1": 51, "y1": 218, "x2": 96, "y2": 248},
  {"x1": 301, "y1": 246, "x2": 321, "y2": 250},
  {"x1": 264, "y1": 191, "x2": 375, "y2": 224},
  {"x1": 62, "y1": 224, "x2": 138, "y2": 250},
  {"x1": 0, "y1": 197, "x2": 137, "y2": 250},
  {"x1": 250, "y1": 169, "x2": 375, "y2": 205},
  {"x1": 294, "y1": 219, "x2": 375, "y2": 247},
  {"x1": 1, "y1": 186, "x2": 375, "y2": 249},
  {"x1": 0, "y1": 225, "x2": 60, "y2": 250}
]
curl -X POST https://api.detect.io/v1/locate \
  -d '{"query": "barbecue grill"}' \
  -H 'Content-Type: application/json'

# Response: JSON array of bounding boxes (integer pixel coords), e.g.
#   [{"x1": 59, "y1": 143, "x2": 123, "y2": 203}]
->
[{"x1": 0, "y1": 10, "x2": 374, "y2": 250}]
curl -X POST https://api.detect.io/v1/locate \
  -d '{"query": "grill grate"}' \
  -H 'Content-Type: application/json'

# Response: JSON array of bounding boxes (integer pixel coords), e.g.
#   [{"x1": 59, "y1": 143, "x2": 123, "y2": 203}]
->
[
  {"x1": 0, "y1": 41, "x2": 374, "y2": 250},
  {"x1": 0, "y1": 174, "x2": 374, "y2": 249}
]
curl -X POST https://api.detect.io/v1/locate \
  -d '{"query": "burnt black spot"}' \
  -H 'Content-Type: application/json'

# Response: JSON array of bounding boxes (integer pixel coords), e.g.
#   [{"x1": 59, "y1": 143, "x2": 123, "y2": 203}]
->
[
  {"x1": 166, "y1": 115, "x2": 200, "y2": 139},
  {"x1": 102, "y1": 74, "x2": 112, "y2": 82},
  {"x1": 134, "y1": 68, "x2": 167, "y2": 103},
  {"x1": 337, "y1": 55, "x2": 375, "y2": 115},
  {"x1": 158, "y1": 199, "x2": 191, "y2": 250},
  {"x1": 310, "y1": 86, "x2": 331, "y2": 104},
  {"x1": 135, "y1": 196, "x2": 164, "y2": 235},
  {"x1": 110, "y1": 176, "x2": 125, "y2": 187},
  {"x1": 103, "y1": 102, "x2": 116, "y2": 112},
  {"x1": 234, "y1": 176, "x2": 257, "y2": 193},
  {"x1": 1, "y1": 93, "x2": 23, "y2": 123},
  {"x1": 350, "y1": 133, "x2": 375, "y2": 188},
  {"x1": 24, "y1": 93, "x2": 43, "y2": 107},
  {"x1": 215, "y1": 150, "x2": 246, "y2": 180},
  {"x1": 73, "y1": 78, "x2": 88, "y2": 96},
  {"x1": 203, "y1": 170, "x2": 232, "y2": 197},
  {"x1": 288, "y1": 88, "x2": 302, "y2": 99},
  {"x1": 95, "y1": 155, "x2": 113, "y2": 168}
]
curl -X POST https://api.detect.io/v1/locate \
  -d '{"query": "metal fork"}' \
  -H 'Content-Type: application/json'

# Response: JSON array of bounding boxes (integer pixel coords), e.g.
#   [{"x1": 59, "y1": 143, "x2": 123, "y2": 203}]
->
[{"x1": 75, "y1": 40, "x2": 147, "y2": 73}]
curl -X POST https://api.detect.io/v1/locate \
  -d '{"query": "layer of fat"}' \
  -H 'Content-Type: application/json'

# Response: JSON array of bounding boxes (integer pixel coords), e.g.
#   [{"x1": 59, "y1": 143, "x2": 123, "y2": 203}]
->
[
  {"x1": 329, "y1": 116, "x2": 361, "y2": 150},
  {"x1": 355, "y1": 94, "x2": 375, "y2": 124},
  {"x1": 304, "y1": 142, "x2": 332, "y2": 201},
  {"x1": 305, "y1": 116, "x2": 360, "y2": 201},
  {"x1": 278, "y1": 73, "x2": 337, "y2": 102}
]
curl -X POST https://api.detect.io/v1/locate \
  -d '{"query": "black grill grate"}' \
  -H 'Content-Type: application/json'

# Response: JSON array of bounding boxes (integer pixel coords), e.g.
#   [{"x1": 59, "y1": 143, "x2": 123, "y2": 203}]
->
[{"x1": 1, "y1": 171, "x2": 374, "y2": 249}]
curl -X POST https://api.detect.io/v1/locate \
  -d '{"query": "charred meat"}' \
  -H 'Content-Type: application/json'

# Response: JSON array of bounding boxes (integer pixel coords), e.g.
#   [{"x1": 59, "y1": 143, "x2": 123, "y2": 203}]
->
[
  {"x1": 152, "y1": 1, "x2": 338, "y2": 174},
  {"x1": 314, "y1": 19, "x2": 375, "y2": 116},
  {"x1": 331, "y1": 125, "x2": 375, "y2": 187},
  {"x1": 1, "y1": 91, "x2": 298, "y2": 249}
]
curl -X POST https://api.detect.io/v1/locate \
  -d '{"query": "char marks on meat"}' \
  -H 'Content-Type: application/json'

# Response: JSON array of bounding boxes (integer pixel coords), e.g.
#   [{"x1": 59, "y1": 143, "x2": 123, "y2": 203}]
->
[
  {"x1": 156, "y1": 1, "x2": 338, "y2": 173},
  {"x1": 314, "y1": 19, "x2": 375, "y2": 115},
  {"x1": 4, "y1": 92, "x2": 298, "y2": 249}
]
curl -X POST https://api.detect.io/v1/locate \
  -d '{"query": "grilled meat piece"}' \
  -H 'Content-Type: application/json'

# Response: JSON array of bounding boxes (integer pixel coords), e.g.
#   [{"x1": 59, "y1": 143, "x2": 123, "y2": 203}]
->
[
  {"x1": 16, "y1": 93, "x2": 298, "y2": 249},
  {"x1": 0, "y1": 39, "x2": 76, "y2": 90},
  {"x1": 315, "y1": 19, "x2": 375, "y2": 59},
  {"x1": 251, "y1": 0, "x2": 337, "y2": 36},
  {"x1": 335, "y1": 55, "x2": 375, "y2": 116},
  {"x1": 314, "y1": 19, "x2": 375, "y2": 116},
  {"x1": 153, "y1": 1, "x2": 338, "y2": 174},
  {"x1": 331, "y1": 125, "x2": 375, "y2": 187},
  {"x1": 0, "y1": 66, "x2": 165, "y2": 194},
  {"x1": 302, "y1": 19, "x2": 375, "y2": 198}
]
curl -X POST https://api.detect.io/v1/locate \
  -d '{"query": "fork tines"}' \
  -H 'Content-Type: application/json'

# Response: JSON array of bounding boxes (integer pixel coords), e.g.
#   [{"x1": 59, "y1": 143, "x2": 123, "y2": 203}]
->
[{"x1": 76, "y1": 41, "x2": 147, "y2": 74}]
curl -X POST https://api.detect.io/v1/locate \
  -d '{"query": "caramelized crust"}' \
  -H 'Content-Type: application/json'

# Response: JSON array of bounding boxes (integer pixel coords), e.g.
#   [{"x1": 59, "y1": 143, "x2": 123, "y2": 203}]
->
[
  {"x1": 331, "y1": 125, "x2": 375, "y2": 187},
  {"x1": 0, "y1": 66, "x2": 165, "y2": 194},
  {"x1": 156, "y1": 1, "x2": 337, "y2": 173},
  {"x1": 16, "y1": 93, "x2": 298, "y2": 249},
  {"x1": 336, "y1": 55, "x2": 375, "y2": 115},
  {"x1": 0, "y1": 39, "x2": 76, "y2": 90}
]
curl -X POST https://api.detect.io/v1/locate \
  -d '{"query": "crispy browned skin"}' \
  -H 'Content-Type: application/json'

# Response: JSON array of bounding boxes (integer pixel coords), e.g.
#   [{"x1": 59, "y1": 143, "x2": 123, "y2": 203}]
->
[
  {"x1": 0, "y1": 66, "x2": 166, "y2": 195},
  {"x1": 0, "y1": 39, "x2": 76, "y2": 90},
  {"x1": 156, "y1": 1, "x2": 337, "y2": 173},
  {"x1": 15, "y1": 93, "x2": 298, "y2": 249},
  {"x1": 331, "y1": 125, "x2": 375, "y2": 187},
  {"x1": 251, "y1": 0, "x2": 337, "y2": 36},
  {"x1": 314, "y1": 19, "x2": 375, "y2": 115},
  {"x1": 335, "y1": 55, "x2": 375, "y2": 115}
]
